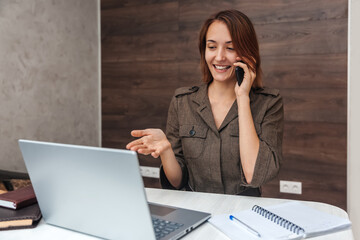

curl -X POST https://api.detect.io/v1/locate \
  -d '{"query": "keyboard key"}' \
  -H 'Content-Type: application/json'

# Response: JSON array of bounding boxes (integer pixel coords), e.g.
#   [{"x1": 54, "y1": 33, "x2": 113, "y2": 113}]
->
[{"x1": 152, "y1": 217, "x2": 183, "y2": 239}]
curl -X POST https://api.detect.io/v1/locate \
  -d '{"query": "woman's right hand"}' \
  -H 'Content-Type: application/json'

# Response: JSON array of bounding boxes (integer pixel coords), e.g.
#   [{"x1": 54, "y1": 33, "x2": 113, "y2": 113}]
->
[
  {"x1": 127, "y1": 129, "x2": 183, "y2": 188},
  {"x1": 126, "y1": 129, "x2": 171, "y2": 158}
]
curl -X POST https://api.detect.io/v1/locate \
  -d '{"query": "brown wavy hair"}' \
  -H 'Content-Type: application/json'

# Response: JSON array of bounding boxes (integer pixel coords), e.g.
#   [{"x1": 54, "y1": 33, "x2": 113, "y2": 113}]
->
[{"x1": 198, "y1": 9, "x2": 263, "y2": 88}]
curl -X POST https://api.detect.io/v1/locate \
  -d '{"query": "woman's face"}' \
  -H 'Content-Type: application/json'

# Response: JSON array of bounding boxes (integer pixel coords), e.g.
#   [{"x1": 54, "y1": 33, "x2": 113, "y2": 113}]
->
[{"x1": 205, "y1": 20, "x2": 238, "y2": 83}]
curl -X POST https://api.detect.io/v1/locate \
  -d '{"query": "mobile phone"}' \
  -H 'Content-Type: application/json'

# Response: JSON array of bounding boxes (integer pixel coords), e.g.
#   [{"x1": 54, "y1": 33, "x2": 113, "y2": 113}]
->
[{"x1": 235, "y1": 66, "x2": 244, "y2": 86}]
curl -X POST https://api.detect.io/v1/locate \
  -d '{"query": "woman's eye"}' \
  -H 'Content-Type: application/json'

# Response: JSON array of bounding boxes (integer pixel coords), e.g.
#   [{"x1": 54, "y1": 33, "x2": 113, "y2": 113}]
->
[
  {"x1": 227, "y1": 47, "x2": 234, "y2": 51},
  {"x1": 207, "y1": 46, "x2": 216, "y2": 49}
]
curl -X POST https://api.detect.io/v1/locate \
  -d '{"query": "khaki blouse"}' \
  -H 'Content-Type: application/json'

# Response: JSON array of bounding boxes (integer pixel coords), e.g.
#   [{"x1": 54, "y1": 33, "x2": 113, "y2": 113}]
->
[{"x1": 160, "y1": 83, "x2": 284, "y2": 194}]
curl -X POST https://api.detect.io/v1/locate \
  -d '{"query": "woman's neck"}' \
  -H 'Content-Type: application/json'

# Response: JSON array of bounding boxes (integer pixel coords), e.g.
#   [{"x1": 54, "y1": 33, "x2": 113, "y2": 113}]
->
[{"x1": 208, "y1": 80, "x2": 236, "y2": 102}]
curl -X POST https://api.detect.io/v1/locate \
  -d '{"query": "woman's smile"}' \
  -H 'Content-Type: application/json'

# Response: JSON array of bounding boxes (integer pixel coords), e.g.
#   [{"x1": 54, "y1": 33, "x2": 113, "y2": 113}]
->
[{"x1": 213, "y1": 64, "x2": 231, "y2": 72}]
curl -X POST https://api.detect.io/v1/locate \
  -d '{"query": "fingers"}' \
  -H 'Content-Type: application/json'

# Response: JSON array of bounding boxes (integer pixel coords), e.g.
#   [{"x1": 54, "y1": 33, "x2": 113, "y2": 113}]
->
[
  {"x1": 130, "y1": 145, "x2": 160, "y2": 158},
  {"x1": 127, "y1": 128, "x2": 167, "y2": 159},
  {"x1": 233, "y1": 61, "x2": 251, "y2": 83},
  {"x1": 250, "y1": 71, "x2": 256, "y2": 85},
  {"x1": 131, "y1": 129, "x2": 149, "y2": 137},
  {"x1": 126, "y1": 138, "x2": 144, "y2": 150},
  {"x1": 127, "y1": 129, "x2": 151, "y2": 149},
  {"x1": 234, "y1": 57, "x2": 256, "y2": 74},
  {"x1": 233, "y1": 60, "x2": 254, "y2": 75},
  {"x1": 138, "y1": 148, "x2": 153, "y2": 156},
  {"x1": 151, "y1": 151, "x2": 160, "y2": 158},
  {"x1": 233, "y1": 58, "x2": 256, "y2": 86},
  {"x1": 233, "y1": 58, "x2": 247, "y2": 69},
  {"x1": 126, "y1": 141, "x2": 152, "y2": 154},
  {"x1": 128, "y1": 142, "x2": 145, "y2": 152},
  {"x1": 126, "y1": 135, "x2": 158, "y2": 156},
  {"x1": 151, "y1": 144, "x2": 167, "y2": 158}
]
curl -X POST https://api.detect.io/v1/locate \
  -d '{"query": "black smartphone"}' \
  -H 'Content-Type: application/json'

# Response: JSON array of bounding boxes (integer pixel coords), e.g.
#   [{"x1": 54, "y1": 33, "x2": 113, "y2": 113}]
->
[{"x1": 235, "y1": 66, "x2": 244, "y2": 86}]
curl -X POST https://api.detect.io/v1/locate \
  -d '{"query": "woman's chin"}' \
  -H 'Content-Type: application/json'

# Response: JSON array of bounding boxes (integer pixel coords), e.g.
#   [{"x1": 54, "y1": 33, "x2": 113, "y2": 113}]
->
[{"x1": 212, "y1": 76, "x2": 235, "y2": 83}]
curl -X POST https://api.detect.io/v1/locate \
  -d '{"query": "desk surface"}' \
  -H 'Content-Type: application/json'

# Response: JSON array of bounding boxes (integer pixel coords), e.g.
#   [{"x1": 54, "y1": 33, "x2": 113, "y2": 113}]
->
[{"x1": 0, "y1": 188, "x2": 354, "y2": 240}]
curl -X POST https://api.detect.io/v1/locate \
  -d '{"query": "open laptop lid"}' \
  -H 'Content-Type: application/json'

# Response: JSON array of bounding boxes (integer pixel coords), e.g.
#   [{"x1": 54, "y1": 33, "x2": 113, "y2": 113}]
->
[{"x1": 19, "y1": 139, "x2": 156, "y2": 240}]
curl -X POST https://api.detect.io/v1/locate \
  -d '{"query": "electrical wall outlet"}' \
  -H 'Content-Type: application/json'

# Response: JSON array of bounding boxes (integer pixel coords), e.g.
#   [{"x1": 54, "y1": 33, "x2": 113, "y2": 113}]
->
[
  {"x1": 139, "y1": 166, "x2": 160, "y2": 178},
  {"x1": 280, "y1": 180, "x2": 302, "y2": 194}
]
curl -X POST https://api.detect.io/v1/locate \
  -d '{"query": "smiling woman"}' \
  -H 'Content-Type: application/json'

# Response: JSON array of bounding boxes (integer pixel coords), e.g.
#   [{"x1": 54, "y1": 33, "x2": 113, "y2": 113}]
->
[
  {"x1": 205, "y1": 21, "x2": 238, "y2": 83},
  {"x1": 199, "y1": 9, "x2": 262, "y2": 88},
  {"x1": 126, "y1": 9, "x2": 284, "y2": 197}
]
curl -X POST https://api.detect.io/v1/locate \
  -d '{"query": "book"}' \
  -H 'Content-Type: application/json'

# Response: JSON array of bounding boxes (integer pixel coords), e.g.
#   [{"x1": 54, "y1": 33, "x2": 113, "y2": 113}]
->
[
  {"x1": 0, "y1": 185, "x2": 37, "y2": 209},
  {"x1": 209, "y1": 202, "x2": 351, "y2": 240},
  {"x1": 0, "y1": 203, "x2": 42, "y2": 230}
]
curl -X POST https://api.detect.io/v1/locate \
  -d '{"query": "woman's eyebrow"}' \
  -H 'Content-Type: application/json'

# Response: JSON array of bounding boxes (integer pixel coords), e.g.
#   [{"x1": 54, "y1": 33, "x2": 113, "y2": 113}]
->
[{"x1": 206, "y1": 40, "x2": 233, "y2": 44}]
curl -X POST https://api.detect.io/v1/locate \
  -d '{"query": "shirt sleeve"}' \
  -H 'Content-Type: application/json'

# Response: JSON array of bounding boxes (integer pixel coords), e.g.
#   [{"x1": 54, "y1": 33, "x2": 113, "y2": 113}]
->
[
  {"x1": 242, "y1": 94, "x2": 284, "y2": 187},
  {"x1": 159, "y1": 95, "x2": 189, "y2": 190}
]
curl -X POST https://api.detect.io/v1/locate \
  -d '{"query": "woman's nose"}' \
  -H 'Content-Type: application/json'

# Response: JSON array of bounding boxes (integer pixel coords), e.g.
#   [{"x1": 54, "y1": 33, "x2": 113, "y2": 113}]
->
[{"x1": 215, "y1": 48, "x2": 226, "y2": 61}]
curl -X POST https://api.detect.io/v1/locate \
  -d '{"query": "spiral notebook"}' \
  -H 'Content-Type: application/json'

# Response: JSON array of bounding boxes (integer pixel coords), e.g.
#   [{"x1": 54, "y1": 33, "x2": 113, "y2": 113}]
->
[{"x1": 209, "y1": 202, "x2": 351, "y2": 240}]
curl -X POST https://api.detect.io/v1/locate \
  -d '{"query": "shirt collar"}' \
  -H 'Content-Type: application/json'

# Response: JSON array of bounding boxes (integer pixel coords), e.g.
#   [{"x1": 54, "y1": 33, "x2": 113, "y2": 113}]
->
[{"x1": 191, "y1": 83, "x2": 240, "y2": 132}]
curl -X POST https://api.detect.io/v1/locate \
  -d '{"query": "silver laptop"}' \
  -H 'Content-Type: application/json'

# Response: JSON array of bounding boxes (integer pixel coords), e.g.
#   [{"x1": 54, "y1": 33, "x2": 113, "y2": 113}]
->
[{"x1": 18, "y1": 139, "x2": 211, "y2": 240}]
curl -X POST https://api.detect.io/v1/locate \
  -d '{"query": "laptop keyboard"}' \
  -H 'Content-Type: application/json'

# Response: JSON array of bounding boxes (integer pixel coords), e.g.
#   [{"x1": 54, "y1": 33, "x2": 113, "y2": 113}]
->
[{"x1": 152, "y1": 217, "x2": 184, "y2": 240}]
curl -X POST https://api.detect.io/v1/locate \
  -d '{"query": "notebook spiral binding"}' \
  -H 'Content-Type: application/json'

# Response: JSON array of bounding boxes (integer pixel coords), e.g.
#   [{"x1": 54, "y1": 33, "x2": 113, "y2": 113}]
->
[{"x1": 252, "y1": 205, "x2": 305, "y2": 235}]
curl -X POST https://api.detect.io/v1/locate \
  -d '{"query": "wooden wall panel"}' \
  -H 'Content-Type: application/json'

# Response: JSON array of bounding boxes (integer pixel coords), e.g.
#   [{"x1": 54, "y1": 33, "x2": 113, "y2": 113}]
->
[
  {"x1": 262, "y1": 54, "x2": 347, "y2": 89},
  {"x1": 102, "y1": 62, "x2": 179, "y2": 89},
  {"x1": 101, "y1": 2, "x2": 178, "y2": 36},
  {"x1": 179, "y1": 0, "x2": 347, "y2": 25},
  {"x1": 282, "y1": 89, "x2": 346, "y2": 122},
  {"x1": 102, "y1": 33, "x2": 180, "y2": 62},
  {"x1": 101, "y1": 0, "x2": 348, "y2": 209},
  {"x1": 257, "y1": 19, "x2": 347, "y2": 56}
]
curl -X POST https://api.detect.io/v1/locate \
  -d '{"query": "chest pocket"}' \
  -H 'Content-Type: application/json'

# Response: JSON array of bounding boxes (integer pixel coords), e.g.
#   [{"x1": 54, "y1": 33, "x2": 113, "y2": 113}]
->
[{"x1": 179, "y1": 124, "x2": 208, "y2": 159}]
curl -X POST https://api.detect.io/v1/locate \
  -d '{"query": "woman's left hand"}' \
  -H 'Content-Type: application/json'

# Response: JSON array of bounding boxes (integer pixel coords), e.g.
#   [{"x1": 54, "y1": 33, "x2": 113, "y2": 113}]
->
[{"x1": 233, "y1": 57, "x2": 256, "y2": 97}]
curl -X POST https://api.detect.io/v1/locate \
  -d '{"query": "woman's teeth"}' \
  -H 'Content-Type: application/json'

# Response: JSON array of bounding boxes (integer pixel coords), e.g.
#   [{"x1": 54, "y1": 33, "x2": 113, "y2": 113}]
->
[{"x1": 214, "y1": 65, "x2": 230, "y2": 70}]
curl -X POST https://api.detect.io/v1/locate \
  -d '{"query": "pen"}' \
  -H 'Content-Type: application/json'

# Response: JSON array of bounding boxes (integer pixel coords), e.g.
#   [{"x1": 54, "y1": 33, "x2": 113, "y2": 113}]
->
[{"x1": 229, "y1": 215, "x2": 262, "y2": 238}]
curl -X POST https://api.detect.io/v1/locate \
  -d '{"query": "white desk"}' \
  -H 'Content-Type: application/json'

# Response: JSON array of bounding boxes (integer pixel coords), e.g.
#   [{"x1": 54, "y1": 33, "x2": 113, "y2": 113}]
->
[{"x1": 0, "y1": 188, "x2": 354, "y2": 240}]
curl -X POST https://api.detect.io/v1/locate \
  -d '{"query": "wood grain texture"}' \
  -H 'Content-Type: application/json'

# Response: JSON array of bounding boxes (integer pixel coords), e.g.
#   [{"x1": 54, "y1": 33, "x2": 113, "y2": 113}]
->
[
  {"x1": 101, "y1": 1, "x2": 178, "y2": 37},
  {"x1": 102, "y1": 61, "x2": 179, "y2": 89},
  {"x1": 282, "y1": 88, "x2": 347, "y2": 123},
  {"x1": 101, "y1": 0, "x2": 348, "y2": 209},
  {"x1": 102, "y1": 32, "x2": 179, "y2": 63},
  {"x1": 176, "y1": 18, "x2": 347, "y2": 60},
  {"x1": 262, "y1": 54, "x2": 347, "y2": 89},
  {"x1": 179, "y1": 0, "x2": 347, "y2": 28},
  {"x1": 101, "y1": 0, "x2": 173, "y2": 9},
  {"x1": 257, "y1": 18, "x2": 347, "y2": 56}
]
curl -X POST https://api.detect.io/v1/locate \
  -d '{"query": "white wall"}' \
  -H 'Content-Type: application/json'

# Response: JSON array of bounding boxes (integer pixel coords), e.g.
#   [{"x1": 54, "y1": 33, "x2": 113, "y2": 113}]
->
[
  {"x1": 348, "y1": 0, "x2": 360, "y2": 238},
  {"x1": 0, "y1": 0, "x2": 100, "y2": 172}
]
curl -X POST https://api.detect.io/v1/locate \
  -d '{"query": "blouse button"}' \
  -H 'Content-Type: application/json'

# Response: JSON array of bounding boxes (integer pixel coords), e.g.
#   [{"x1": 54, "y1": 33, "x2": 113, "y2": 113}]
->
[{"x1": 189, "y1": 129, "x2": 196, "y2": 137}]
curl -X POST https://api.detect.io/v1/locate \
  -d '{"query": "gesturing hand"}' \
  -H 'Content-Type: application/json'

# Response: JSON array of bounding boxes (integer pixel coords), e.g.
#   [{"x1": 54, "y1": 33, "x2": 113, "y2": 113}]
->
[{"x1": 126, "y1": 129, "x2": 171, "y2": 158}]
